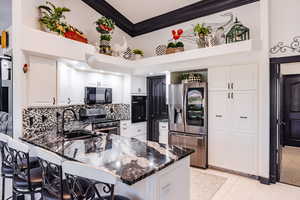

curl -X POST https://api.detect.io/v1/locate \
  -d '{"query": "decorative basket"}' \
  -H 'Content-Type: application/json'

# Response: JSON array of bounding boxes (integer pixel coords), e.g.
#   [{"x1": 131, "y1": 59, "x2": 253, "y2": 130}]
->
[{"x1": 166, "y1": 47, "x2": 184, "y2": 54}]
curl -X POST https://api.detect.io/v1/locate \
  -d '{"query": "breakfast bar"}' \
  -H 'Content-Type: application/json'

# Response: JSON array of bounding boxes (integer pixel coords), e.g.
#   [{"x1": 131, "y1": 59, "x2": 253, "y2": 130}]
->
[{"x1": 21, "y1": 131, "x2": 193, "y2": 200}]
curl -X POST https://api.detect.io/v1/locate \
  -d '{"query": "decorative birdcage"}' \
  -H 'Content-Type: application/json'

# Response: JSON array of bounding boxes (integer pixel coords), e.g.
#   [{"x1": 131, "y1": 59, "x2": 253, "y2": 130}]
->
[{"x1": 226, "y1": 18, "x2": 250, "y2": 43}]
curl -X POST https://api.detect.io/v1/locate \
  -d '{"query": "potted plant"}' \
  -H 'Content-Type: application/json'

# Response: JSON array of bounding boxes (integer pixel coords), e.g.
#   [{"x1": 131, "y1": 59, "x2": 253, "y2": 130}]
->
[
  {"x1": 166, "y1": 29, "x2": 185, "y2": 54},
  {"x1": 96, "y1": 17, "x2": 115, "y2": 55},
  {"x1": 132, "y1": 49, "x2": 144, "y2": 60},
  {"x1": 38, "y1": 1, "x2": 70, "y2": 35},
  {"x1": 39, "y1": 2, "x2": 88, "y2": 43},
  {"x1": 194, "y1": 24, "x2": 210, "y2": 48},
  {"x1": 180, "y1": 73, "x2": 190, "y2": 83}
]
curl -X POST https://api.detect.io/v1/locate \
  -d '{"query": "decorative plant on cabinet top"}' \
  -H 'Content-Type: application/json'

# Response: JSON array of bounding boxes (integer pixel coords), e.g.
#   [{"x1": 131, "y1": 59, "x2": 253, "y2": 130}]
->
[
  {"x1": 132, "y1": 49, "x2": 144, "y2": 60},
  {"x1": 96, "y1": 17, "x2": 115, "y2": 56},
  {"x1": 38, "y1": 1, "x2": 88, "y2": 43},
  {"x1": 194, "y1": 23, "x2": 211, "y2": 48},
  {"x1": 166, "y1": 29, "x2": 185, "y2": 54}
]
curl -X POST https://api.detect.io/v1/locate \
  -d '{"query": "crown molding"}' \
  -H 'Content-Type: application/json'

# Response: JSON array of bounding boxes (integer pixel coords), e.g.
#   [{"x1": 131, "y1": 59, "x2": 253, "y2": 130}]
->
[{"x1": 82, "y1": 0, "x2": 259, "y2": 37}]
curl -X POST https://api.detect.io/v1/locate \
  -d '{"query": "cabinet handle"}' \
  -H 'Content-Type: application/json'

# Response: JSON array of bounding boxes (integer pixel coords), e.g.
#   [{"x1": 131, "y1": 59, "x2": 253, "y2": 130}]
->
[
  {"x1": 137, "y1": 129, "x2": 141, "y2": 132},
  {"x1": 240, "y1": 116, "x2": 248, "y2": 119},
  {"x1": 231, "y1": 92, "x2": 233, "y2": 99},
  {"x1": 52, "y1": 97, "x2": 56, "y2": 105},
  {"x1": 162, "y1": 183, "x2": 171, "y2": 190},
  {"x1": 67, "y1": 98, "x2": 71, "y2": 104},
  {"x1": 228, "y1": 83, "x2": 230, "y2": 89},
  {"x1": 161, "y1": 126, "x2": 167, "y2": 129},
  {"x1": 216, "y1": 115, "x2": 222, "y2": 118},
  {"x1": 228, "y1": 93, "x2": 230, "y2": 99},
  {"x1": 231, "y1": 83, "x2": 234, "y2": 89}
]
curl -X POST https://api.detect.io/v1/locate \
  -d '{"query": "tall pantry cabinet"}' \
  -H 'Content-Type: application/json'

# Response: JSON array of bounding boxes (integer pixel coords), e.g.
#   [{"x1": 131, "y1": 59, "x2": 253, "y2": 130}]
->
[{"x1": 208, "y1": 64, "x2": 258, "y2": 175}]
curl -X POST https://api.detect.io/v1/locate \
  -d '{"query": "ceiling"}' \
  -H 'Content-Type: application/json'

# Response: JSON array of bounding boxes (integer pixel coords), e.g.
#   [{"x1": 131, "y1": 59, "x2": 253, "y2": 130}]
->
[
  {"x1": 0, "y1": 0, "x2": 12, "y2": 29},
  {"x1": 106, "y1": 0, "x2": 201, "y2": 24}
]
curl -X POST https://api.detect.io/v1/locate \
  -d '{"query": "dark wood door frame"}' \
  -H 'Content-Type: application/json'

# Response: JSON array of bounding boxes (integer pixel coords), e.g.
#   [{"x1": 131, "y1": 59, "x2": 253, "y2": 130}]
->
[{"x1": 270, "y1": 55, "x2": 300, "y2": 184}]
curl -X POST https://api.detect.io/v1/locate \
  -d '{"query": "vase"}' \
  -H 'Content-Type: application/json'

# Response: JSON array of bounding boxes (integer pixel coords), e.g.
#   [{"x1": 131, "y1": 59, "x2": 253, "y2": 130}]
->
[
  {"x1": 197, "y1": 34, "x2": 207, "y2": 48},
  {"x1": 99, "y1": 39, "x2": 112, "y2": 55}
]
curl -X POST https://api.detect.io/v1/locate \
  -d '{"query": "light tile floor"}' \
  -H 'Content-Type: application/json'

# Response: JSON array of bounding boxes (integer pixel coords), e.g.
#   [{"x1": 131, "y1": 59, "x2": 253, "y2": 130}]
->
[
  {"x1": 280, "y1": 146, "x2": 300, "y2": 186},
  {"x1": 195, "y1": 168, "x2": 300, "y2": 200}
]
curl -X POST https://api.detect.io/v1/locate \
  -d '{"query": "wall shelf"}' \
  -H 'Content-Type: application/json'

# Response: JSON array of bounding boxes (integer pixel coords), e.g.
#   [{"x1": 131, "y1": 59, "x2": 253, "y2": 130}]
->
[{"x1": 21, "y1": 26, "x2": 261, "y2": 75}]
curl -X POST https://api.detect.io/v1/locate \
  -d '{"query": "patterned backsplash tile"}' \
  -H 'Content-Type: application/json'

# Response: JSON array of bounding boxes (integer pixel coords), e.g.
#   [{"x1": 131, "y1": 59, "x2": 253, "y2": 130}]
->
[{"x1": 23, "y1": 104, "x2": 130, "y2": 137}]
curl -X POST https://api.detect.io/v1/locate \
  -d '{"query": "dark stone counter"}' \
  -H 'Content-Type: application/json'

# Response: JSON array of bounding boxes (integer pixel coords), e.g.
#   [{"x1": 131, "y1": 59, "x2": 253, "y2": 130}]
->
[{"x1": 21, "y1": 131, "x2": 193, "y2": 185}]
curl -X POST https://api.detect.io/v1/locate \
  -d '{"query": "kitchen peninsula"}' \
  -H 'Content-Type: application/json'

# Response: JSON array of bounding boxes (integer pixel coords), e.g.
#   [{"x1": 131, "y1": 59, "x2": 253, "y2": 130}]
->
[{"x1": 21, "y1": 130, "x2": 193, "y2": 200}]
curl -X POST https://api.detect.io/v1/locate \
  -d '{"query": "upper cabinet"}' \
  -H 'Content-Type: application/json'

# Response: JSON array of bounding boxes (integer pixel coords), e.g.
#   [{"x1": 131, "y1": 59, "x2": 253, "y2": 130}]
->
[
  {"x1": 208, "y1": 64, "x2": 257, "y2": 91},
  {"x1": 131, "y1": 76, "x2": 147, "y2": 95},
  {"x1": 27, "y1": 56, "x2": 57, "y2": 106}
]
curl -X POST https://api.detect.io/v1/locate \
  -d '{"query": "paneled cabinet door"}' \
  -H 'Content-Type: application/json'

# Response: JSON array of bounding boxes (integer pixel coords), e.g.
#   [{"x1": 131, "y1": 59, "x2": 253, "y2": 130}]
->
[
  {"x1": 208, "y1": 67, "x2": 230, "y2": 91},
  {"x1": 28, "y1": 56, "x2": 57, "y2": 106},
  {"x1": 57, "y1": 63, "x2": 72, "y2": 105},
  {"x1": 208, "y1": 91, "x2": 231, "y2": 132},
  {"x1": 230, "y1": 65, "x2": 257, "y2": 91},
  {"x1": 231, "y1": 91, "x2": 257, "y2": 133}
]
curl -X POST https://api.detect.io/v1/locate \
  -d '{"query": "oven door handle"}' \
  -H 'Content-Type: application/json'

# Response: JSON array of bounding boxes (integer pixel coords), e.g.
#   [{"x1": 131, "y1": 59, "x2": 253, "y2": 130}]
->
[{"x1": 96, "y1": 127, "x2": 119, "y2": 132}]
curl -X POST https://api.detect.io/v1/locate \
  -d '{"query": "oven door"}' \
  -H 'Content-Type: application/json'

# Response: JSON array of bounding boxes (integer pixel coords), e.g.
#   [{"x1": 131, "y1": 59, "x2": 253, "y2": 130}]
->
[{"x1": 183, "y1": 82, "x2": 207, "y2": 134}]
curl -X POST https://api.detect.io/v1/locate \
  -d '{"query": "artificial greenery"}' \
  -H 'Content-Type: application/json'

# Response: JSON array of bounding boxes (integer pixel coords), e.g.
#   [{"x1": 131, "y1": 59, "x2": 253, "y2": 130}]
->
[
  {"x1": 176, "y1": 41, "x2": 184, "y2": 48},
  {"x1": 180, "y1": 73, "x2": 190, "y2": 81},
  {"x1": 132, "y1": 49, "x2": 144, "y2": 56},
  {"x1": 100, "y1": 34, "x2": 112, "y2": 41},
  {"x1": 96, "y1": 17, "x2": 115, "y2": 34},
  {"x1": 194, "y1": 24, "x2": 210, "y2": 36},
  {"x1": 38, "y1": 1, "x2": 70, "y2": 35},
  {"x1": 167, "y1": 42, "x2": 176, "y2": 48}
]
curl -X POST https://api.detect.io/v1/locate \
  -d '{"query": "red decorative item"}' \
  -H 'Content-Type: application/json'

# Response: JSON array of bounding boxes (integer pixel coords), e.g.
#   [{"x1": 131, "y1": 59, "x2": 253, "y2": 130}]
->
[
  {"x1": 64, "y1": 31, "x2": 88, "y2": 43},
  {"x1": 172, "y1": 29, "x2": 184, "y2": 41},
  {"x1": 23, "y1": 64, "x2": 29, "y2": 73}
]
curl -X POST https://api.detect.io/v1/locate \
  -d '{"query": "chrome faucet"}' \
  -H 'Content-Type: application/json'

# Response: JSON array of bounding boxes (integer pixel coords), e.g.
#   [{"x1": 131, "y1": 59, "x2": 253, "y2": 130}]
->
[{"x1": 61, "y1": 109, "x2": 78, "y2": 135}]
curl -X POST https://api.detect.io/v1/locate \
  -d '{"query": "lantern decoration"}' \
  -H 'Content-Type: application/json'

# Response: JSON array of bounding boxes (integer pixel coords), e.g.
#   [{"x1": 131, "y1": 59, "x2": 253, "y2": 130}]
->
[{"x1": 226, "y1": 18, "x2": 250, "y2": 44}]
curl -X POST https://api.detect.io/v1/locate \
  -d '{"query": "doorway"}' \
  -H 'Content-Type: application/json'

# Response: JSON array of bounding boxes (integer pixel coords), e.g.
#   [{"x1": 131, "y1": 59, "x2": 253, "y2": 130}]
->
[
  {"x1": 147, "y1": 75, "x2": 168, "y2": 142},
  {"x1": 270, "y1": 57, "x2": 300, "y2": 187}
]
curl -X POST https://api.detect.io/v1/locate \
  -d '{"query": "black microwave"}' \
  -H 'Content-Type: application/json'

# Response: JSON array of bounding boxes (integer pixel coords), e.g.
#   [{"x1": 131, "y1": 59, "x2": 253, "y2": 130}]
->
[{"x1": 84, "y1": 87, "x2": 112, "y2": 104}]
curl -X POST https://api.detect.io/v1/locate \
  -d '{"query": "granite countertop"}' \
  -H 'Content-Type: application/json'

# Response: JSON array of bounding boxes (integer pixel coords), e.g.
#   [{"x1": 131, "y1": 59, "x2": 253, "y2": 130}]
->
[{"x1": 21, "y1": 131, "x2": 194, "y2": 185}]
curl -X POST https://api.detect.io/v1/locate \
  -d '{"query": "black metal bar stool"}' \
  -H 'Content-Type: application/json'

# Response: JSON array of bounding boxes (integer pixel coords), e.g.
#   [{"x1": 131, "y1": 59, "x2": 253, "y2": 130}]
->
[
  {"x1": 0, "y1": 134, "x2": 14, "y2": 200},
  {"x1": 7, "y1": 139, "x2": 43, "y2": 200},
  {"x1": 62, "y1": 161, "x2": 130, "y2": 200},
  {"x1": 34, "y1": 146, "x2": 71, "y2": 200}
]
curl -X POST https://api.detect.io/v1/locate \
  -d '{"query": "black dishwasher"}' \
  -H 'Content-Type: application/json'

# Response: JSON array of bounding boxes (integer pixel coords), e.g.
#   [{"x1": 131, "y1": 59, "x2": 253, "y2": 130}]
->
[{"x1": 131, "y1": 96, "x2": 147, "y2": 123}]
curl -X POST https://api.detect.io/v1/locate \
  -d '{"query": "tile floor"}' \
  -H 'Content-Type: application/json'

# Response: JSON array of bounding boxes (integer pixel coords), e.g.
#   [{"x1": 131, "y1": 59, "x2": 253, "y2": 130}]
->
[
  {"x1": 1, "y1": 167, "x2": 300, "y2": 199},
  {"x1": 195, "y1": 168, "x2": 300, "y2": 200},
  {"x1": 280, "y1": 146, "x2": 300, "y2": 187}
]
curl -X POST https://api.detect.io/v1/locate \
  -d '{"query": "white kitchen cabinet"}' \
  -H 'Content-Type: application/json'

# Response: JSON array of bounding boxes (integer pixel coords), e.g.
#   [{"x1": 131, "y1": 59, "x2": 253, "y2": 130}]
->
[
  {"x1": 159, "y1": 121, "x2": 169, "y2": 144},
  {"x1": 208, "y1": 64, "x2": 258, "y2": 175},
  {"x1": 57, "y1": 63, "x2": 85, "y2": 105},
  {"x1": 208, "y1": 65, "x2": 257, "y2": 91},
  {"x1": 27, "y1": 56, "x2": 57, "y2": 106},
  {"x1": 208, "y1": 67, "x2": 230, "y2": 91},
  {"x1": 131, "y1": 75, "x2": 147, "y2": 95},
  {"x1": 120, "y1": 121, "x2": 147, "y2": 142},
  {"x1": 231, "y1": 65, "x2": 257, "y2": 91}
]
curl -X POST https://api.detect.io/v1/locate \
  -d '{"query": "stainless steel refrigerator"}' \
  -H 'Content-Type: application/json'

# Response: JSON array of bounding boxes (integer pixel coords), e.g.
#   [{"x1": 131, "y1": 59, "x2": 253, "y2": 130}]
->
[{"x1": 168, "y1": 82, "x2": 207, "y2": 168}]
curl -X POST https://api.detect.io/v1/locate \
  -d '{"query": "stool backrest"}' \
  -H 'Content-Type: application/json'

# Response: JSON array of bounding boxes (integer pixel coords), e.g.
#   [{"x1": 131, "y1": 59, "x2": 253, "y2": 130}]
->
[
  {"x1": 0, "y1": 133, "x2": 13, "y2": 168},
  {"x1": 35, "y1": 146, "x2": 65, "y2": 200},
  {"x1": 8, "y1": 139, "x2": 33, "y2": 189},
  {"x1": 62, "y1": 161, "x2": 118, "y2": 200}
]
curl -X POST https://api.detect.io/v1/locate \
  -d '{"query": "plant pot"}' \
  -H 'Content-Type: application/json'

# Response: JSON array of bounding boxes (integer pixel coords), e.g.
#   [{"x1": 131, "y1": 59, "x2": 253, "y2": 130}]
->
[
  {"x1": 64, "y1": 31, "x2": 88, "y2": 43},
  {"x1": 197, "y1": 34, "x2": 207, "y2": 48},
  {"x1": 133, "y1": 54, "x2": 143, "y2": 60},
  {"x1": 166, "y1": 47, "x2": 184, "y2": 54},
  {"x1": 99, "y1": 39, "x2": 112, "y2": 55}
]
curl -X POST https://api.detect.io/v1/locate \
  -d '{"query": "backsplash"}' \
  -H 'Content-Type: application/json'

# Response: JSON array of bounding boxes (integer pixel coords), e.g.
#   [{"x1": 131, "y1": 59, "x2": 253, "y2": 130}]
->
[{"x1": 23, "y1": 104, "x2": 130, "y2": 137}]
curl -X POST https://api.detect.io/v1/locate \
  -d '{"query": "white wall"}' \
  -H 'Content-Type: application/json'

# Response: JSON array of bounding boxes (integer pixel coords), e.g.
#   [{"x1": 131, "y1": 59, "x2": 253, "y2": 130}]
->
[
  {"x1": 270, "y1": 0, "x2": 300, "y2": 58},
  {"x1": 131, "y1": 2, "x2": 260, "y2": 57},
  {"x1": 281, "y1": 63, "x2": 300, "y2": 75},
  {"x1": 0, "y1": 0, "x2": 12, "y2": 29}
]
